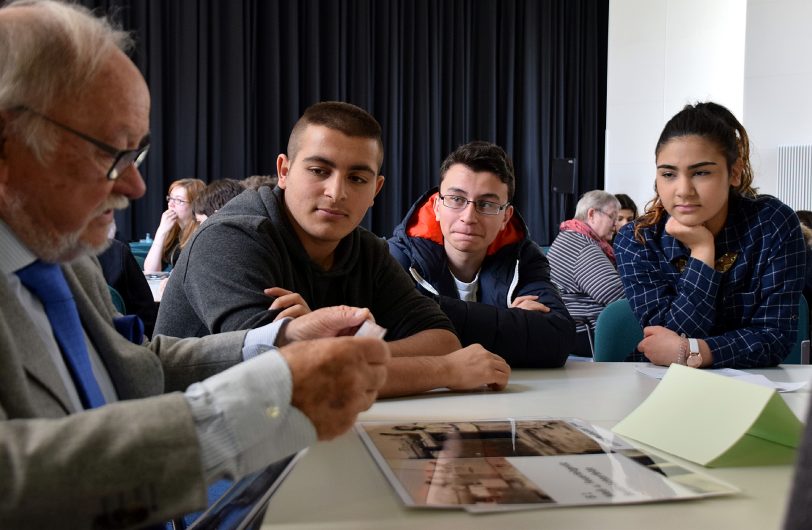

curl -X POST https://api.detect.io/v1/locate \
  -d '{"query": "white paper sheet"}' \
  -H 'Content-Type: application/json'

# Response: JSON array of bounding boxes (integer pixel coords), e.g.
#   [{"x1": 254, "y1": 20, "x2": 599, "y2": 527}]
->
[{"x1": 634, "y1": 365, "x2": 808, "y2": 393}]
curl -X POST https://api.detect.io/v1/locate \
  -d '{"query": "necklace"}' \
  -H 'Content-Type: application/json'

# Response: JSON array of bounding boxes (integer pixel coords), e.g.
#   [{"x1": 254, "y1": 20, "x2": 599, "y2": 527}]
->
[{"x1": 673, "y1": 251, "x2": 738, "y2": 273}]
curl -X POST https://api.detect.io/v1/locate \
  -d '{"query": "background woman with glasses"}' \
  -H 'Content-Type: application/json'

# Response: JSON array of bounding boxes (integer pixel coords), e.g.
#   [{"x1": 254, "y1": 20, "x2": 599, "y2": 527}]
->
[
  {"x1": 143, "y1": 178, "x2": 205, "y2": 272},
  {"x1": 546, "y1": 190, "x2": 625, "y2": 357}
]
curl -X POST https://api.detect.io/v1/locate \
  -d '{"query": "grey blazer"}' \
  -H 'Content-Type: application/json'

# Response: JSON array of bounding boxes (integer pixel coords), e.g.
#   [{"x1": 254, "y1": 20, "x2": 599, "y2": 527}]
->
[{"x1": 0, "y1": 255, "x2": 248, "y2": 529}]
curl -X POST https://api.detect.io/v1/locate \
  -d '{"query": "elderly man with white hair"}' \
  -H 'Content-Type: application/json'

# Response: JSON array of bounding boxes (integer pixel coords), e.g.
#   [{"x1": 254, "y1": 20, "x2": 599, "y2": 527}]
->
[{"x1": 0, "y1": 1, "x2": 389, "y2": 527}]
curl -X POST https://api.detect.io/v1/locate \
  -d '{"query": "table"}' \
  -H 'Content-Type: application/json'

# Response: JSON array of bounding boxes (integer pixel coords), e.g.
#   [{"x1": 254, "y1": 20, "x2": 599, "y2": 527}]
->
[{"x1": 261, "y1": 362, "x2": 812, "y2": 529}]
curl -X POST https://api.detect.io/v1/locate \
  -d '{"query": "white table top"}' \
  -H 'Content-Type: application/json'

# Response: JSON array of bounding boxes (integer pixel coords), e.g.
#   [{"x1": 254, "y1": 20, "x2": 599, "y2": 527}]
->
[{"x1": 261, "y1": 361, "x2": 812, "y2": 529}]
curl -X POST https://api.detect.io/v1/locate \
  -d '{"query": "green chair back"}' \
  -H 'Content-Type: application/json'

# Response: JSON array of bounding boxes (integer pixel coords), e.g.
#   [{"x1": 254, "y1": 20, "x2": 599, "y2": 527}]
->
[
  {"x1": 107, "y1": 284, "x2": 126, "y2": 314},
  {"x1": 593, "y1": 299, "x2": 643, "y2": 362}
]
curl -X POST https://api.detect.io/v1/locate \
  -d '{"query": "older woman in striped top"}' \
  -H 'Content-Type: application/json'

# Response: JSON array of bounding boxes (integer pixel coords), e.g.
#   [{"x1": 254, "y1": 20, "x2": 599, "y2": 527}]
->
[{"x1": 546, "y1": 190, "x2": 625, "y2": 357}]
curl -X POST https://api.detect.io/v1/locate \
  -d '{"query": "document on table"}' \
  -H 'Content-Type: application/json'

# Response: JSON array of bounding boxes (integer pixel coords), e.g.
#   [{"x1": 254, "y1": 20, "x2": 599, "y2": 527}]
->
[
  {"x1": 635, "y1": 365, "x2": 808, "y2": 393},
  {"x1": 357, "y1": 418, "x2": 738, "y2": 512},
  {"x1": 615, "y1": 364, "x2": 804, "y2": 467}
]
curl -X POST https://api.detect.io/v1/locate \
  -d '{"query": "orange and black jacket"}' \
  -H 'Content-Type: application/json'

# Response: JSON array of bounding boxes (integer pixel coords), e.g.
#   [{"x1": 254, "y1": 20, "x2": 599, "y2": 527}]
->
[{"x1": 387, "y1": 188, "x2": 575, "y2": 367}]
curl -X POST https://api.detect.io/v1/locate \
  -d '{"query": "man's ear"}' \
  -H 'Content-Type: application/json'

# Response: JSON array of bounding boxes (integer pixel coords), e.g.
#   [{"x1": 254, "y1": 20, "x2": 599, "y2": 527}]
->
[
  {"x1": 500, "y1": 205, "x2": 514, "y2": 231},
  {"x1": 276, "y1": 154, "x2": 289, "y2": 189},
  {"x1": 373, "y1": 175, "x2": 385, "y2": 197}
]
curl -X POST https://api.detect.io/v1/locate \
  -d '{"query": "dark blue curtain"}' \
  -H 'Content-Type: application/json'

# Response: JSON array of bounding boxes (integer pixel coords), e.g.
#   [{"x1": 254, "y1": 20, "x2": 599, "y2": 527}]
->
[{"x1": 84, "y1": 0, "x2": 608, "y2": 245}]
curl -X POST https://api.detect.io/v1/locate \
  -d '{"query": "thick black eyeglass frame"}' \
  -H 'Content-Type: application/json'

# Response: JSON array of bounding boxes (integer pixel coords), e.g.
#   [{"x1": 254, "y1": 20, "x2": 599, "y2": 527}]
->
[
  {"x1": 438, "y1": 193, "x2": 510, "y2": 215},
  {"x1": 15, "y1": 106, "x2": 150, "y2": 180}
]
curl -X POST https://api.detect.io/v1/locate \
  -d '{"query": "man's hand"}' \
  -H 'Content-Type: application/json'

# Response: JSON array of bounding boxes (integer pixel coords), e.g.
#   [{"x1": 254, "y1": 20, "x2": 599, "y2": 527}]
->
[
  {"x1": 265, "y1": 287, "x2": 311, "y2": 321},
  {"x1": 664, "y1": 217, "x2": 715, "y2": 267},
  {"x1": 637, "y1": 325, "x2": 683, "y2": 366},
  {"x1": 510, "y1": 295, "x2": 551, "y2": 312},
  {"x1": 277, "y1": 305, "x2": 373, "y2": 346},
  {"x1": 444, "y1": 345, "x2": 511, "y2": 391},
  {"x1": 280, "y1": 336, "x2": 390, "y2": 440}
]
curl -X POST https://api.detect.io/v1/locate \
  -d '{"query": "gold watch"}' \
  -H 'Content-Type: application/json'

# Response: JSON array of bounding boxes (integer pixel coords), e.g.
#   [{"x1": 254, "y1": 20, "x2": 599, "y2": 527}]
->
[{"x1": 686, "y1": 338, "x2": 702, "y2": 368}]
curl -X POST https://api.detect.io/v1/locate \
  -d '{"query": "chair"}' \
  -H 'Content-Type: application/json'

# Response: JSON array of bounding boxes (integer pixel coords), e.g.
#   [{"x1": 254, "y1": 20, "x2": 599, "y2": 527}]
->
[
  {"x1": 107, "y1": 284, "x2": 126, "y2": 314},
  {"x1": 784, "y1": 295, "x2": 810, "y2": 365},
  {"x1": 593, "y1": 299, "x2": 642, "y2": 362}
]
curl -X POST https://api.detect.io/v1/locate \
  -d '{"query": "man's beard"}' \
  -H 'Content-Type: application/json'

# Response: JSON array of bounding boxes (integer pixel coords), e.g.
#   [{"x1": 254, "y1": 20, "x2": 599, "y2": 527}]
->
[{"x1": 2, "y1": 192, "x2": 129, "y2": 263}]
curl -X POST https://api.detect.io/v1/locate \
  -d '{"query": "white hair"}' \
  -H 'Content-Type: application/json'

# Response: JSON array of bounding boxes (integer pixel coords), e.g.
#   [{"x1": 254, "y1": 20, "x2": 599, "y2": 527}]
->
[
  {"x1": 574, "y1": 190, "x2": 621, "y2": 221},
  {"x1": 0, "y1": 0, "x2": 132, "y2": 161}
]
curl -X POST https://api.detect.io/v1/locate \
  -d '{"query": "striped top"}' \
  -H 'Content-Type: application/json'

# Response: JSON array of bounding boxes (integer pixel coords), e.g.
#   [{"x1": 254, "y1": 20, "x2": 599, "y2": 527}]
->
[{"x1": 547, "y1": 230, "x2": 625, "y2": 333}]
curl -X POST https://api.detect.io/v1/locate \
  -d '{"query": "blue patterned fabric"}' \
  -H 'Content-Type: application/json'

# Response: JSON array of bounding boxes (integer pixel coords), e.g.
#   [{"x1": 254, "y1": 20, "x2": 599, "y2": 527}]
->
[
  {"x1": 615, "y1": 194, "x2": 807, "y2": 368},
  {"x1": 16, "y1": 260, "x2": 106, "y2": 408}
]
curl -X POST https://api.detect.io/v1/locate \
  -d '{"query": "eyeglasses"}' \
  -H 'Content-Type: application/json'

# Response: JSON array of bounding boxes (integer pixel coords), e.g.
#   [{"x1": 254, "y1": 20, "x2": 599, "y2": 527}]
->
[
  {"x1": 595, "y1": 209, "x2": 619, "y2": 223},
  {"x1": 166, "y1": 195, "x2": 188, "y2": 205},
  {"x1": 16, "y1": 106, "x2": 150, "y2": 180},
  {"x1": 438, "y1": 193, "x2": 510, "y2": 216}
]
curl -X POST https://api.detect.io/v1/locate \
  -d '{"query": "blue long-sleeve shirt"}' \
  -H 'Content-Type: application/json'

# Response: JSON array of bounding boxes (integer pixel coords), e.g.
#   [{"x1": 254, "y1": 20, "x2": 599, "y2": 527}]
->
[{"x1": 614, "y1": 194, "x2": 806, "y2": 368}]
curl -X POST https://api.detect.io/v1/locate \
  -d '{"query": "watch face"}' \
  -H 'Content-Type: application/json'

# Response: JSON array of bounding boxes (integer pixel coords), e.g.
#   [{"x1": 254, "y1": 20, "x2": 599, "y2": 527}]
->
[{"x1": 687, "y1": 353, "x2": 702, "y2": 368}]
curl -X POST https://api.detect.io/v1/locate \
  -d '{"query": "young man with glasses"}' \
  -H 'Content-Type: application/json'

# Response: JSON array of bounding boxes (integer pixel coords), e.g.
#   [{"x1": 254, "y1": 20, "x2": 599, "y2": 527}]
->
[
  {"x1": 156, "y1": 103, "x2": 511, "y2": 397},
  {"x1": 388, "y1": 141, "x2": 575, "y2": 367}
]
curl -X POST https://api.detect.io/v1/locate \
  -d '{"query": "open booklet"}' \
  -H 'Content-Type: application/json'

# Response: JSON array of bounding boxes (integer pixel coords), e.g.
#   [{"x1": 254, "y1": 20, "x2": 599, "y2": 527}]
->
[{"x1": 356, "y1": 418, "x2": 738, "y2": 513}]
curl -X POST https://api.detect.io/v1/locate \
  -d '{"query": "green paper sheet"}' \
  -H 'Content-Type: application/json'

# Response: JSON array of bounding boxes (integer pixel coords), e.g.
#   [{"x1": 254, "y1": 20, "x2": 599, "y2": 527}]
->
[{"x1": 612, "y1": 364, "x2": 803, "y2": 467}]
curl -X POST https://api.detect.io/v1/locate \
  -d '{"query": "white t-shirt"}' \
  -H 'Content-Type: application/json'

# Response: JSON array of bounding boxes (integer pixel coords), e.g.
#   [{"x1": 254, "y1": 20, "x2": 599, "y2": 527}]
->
[{"x1": 452, "y1": 270, "x2": 480, "y2": 302}]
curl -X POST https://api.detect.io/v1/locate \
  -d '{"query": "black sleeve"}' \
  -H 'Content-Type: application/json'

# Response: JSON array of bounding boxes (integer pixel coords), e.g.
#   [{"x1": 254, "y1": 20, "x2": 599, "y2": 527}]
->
[
  {"x1": 370, "y1": 239, "x2": 456, "y2": 341},
  {"x1": 173, "y1": 220, "x2": 285, "y2": 334},
  {"x1": 440, "y1": 245, "x2": 575, "y2": 368},
  {"x1": 99, "y1": 240, "x2": 158, "y2": 337},
  {"x1": 117, "y1": 246, "x2": 159, "y2": 338}
]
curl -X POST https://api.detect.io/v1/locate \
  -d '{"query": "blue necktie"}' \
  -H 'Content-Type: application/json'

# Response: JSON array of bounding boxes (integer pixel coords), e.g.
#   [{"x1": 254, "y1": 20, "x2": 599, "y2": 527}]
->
[{"x1": 16, "y1": 260, "x2": 106, "y2": 409}]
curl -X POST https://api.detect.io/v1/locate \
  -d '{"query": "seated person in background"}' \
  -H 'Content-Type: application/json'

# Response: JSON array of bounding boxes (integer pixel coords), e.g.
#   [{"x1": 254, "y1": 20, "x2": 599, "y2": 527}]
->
[
  {"x1": 546, "y1": 190, "x2": 625, "y2": 357},
  {"x1": 615, "y1": 102, "x2": 806, "y2": 368},
  {"x1": 0, "y1": 2, "x2": 388, "y2": 527},
  {"x1": 193, "y1": 178, "x2": 245, "y2": 223},
  {"x1": 156, "y1": 101, "x2": 510, "y2": 397},
  {"x1": 798, "y1": 210, "x2": 812, "y2": 304},
  {"x1": 242, "y1": 173, "x2": 278, "y2": 190},
  {"x1": 143, "y1": 177, "x2": 205, "y2": 272},
  {"x1": 387, "y1": 141, "x2": 575, "y2": 367},
  {"x1": 98, "y1": 236, "x2": 159, "y2": 337},
  {"x1": 614, "y1": 193, "x2": 638, "y2": 233}
]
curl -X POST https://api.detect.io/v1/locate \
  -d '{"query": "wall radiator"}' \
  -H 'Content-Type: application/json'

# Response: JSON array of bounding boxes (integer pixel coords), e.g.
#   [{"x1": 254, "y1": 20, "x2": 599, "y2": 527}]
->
[{"x1": 776, "y1": 145, "x2": 812, "y2": 211}]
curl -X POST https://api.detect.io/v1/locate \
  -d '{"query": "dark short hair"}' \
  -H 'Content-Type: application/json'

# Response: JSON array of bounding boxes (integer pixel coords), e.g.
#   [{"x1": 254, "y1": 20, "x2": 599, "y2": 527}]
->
[
  {"x1": 192, "y1": 179, "x2": 245, "y2": 217},
  {"x1": 287, "y1": 101, "x2": 384, "y2": 173},
  {"x1": 439, "y1": 141, "x2": 515, "y2": 200},
  {"x1": 242, "y1": 174, "x2": 278, "y2": 190},
  {"x1": 614, "y1": 193, "x2": 638, "y2": 218}
]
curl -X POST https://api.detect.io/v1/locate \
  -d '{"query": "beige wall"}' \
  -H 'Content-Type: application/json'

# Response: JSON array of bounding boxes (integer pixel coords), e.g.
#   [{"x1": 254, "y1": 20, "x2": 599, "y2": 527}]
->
[
  {"x1": 744, "y1": 0, "x2": 812, "y2": 200},
  {"x1": 605, "y1": 0, "x2": 749, "y2": 212}
]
